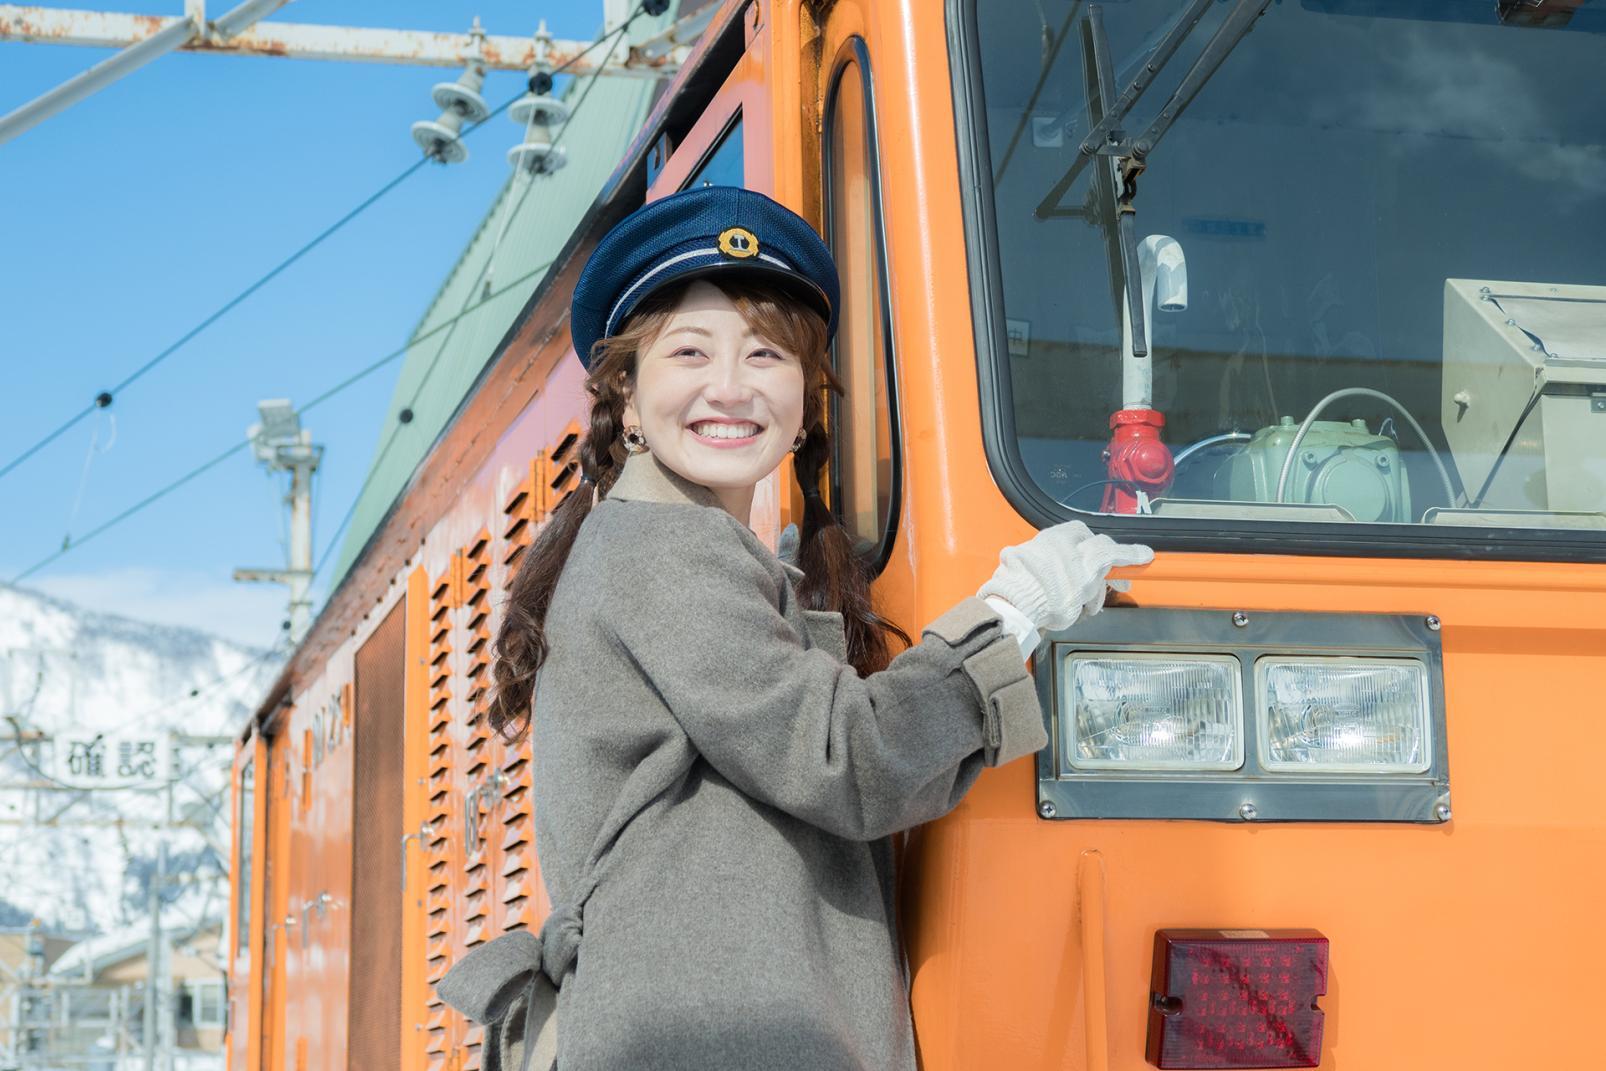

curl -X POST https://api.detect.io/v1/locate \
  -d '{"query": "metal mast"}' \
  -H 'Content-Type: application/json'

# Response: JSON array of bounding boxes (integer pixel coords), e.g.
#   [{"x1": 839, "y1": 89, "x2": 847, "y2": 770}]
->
[{"x1": 234, "y1": 400, "x2": 321, "y2": 646}]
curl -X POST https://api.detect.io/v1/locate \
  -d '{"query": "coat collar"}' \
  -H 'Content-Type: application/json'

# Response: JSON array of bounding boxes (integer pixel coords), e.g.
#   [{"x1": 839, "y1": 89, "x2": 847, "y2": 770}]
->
[
  {"x1": 605, "y1": 452, "x2": 808, "y2": 585},
  {"x1": 606, "y1": 452, "x2": 726, "y2": 510}
]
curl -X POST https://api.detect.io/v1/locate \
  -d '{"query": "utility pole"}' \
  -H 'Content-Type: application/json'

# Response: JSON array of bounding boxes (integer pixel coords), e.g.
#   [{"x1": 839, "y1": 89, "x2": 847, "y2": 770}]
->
[
  {"x1": 143, "y1": 839, "x2": 165, "y2": 1071},
  {"x1": 235, "y1": 400, "x2": 322, "y2": 647}
]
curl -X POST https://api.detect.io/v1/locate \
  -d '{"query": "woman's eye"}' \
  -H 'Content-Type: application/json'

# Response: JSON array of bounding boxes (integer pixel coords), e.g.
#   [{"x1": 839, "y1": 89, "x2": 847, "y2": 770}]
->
[
  {"x1": 672, "y1": 347, "x2": 704, "y2": 359},
  {"x1": 749, "y1": 348, "x2": 784, "y2": 362}
]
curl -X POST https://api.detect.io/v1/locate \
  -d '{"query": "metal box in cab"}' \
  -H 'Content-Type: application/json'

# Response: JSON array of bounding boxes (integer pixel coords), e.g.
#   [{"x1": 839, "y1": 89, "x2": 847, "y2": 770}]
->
[{"x1": 1441, "y1": 279, "x2": 1606, "y2": 515}]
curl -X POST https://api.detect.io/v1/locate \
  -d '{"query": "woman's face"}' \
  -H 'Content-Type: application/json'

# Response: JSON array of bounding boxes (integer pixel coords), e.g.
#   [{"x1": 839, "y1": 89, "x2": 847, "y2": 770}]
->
[{"x1": 623, "y1": 279, "x2": 807, "y2": 519}]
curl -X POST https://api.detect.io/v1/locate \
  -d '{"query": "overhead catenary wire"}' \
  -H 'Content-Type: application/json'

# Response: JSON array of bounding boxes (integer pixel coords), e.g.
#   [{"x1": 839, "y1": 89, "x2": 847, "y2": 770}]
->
[
  {"x1": 0, "y1": 12, "x2": 644, "y2": 489},
  {"x1": 9, "y1": 255, "x2": 557, "y2": 585}
]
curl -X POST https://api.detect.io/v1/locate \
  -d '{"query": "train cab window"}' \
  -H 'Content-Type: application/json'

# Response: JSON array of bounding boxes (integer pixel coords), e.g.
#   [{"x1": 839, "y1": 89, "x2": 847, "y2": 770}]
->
[
  {"x1": 824, "y1": 38, "x2": 901, "y2": 568},
  {"x1": 952, "y1": 0, "x2": 1606, "y2": 560},
  {"x1": 685, "y1": 115, "x2": 744, "y2": 189}
]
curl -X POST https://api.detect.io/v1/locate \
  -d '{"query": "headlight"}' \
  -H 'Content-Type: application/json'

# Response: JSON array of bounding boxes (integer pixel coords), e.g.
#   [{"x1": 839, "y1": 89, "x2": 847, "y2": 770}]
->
[
  {"x1": 1063, "y1": 654, "x2": 1243, "y2": 771},
  {"x1": 1256, "y1": 657, "x2": 1431, "y2": 773}
]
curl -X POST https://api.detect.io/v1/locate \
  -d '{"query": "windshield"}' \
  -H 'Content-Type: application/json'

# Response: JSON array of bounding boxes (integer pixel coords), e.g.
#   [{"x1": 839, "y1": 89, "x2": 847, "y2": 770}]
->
[{"x1": 956, "y1": 0, "x2": 1606, "y2": 550}]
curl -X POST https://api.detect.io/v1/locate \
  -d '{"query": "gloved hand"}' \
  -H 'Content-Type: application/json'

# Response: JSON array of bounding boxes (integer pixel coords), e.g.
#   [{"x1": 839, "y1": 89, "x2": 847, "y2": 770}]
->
[{"x1": 978, "y1": 521, "x2": 1154, "y2": 655}]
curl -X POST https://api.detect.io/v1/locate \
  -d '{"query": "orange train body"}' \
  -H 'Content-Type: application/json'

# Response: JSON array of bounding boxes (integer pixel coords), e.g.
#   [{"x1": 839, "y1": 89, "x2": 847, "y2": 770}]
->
[{"x1": 226, "y1": 2, "x2": 1606, "y2": 1069}]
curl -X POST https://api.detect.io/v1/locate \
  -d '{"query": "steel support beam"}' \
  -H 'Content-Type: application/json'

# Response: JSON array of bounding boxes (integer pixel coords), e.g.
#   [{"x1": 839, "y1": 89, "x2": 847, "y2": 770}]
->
[
  {"x1": 212, "y1": 0, "x2": 290, "y2": 40},
  {"x1": 0, "y1": 1, "x2": 295, "y2": 144},
  {"x1": 0, "y1": 5, "x2": 689, "y2": 73},
  {"x1": 0, "y1": 13, "x2": 196, "y2": 143}
]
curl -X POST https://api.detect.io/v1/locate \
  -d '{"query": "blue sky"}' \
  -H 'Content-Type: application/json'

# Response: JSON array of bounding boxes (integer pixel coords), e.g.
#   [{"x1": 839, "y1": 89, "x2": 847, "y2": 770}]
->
[{"x1": 1, "y1": 2, "x2": 604, "y2": 647}]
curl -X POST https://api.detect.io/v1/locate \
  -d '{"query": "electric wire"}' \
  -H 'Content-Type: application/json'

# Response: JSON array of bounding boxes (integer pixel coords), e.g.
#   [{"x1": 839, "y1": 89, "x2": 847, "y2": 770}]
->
[
  {"x1": 0, "y1": 13, "x2": 643, "y2": 488},
  {"x1": 9, "y1": 256, "x2": 556, "y2": 585}
]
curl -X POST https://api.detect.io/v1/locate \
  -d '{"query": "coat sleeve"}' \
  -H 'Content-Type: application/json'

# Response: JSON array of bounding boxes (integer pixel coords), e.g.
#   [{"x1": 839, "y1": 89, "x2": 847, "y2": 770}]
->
[{"x1": 596, "y1": 502, "x2": 1046, "y2": 841}]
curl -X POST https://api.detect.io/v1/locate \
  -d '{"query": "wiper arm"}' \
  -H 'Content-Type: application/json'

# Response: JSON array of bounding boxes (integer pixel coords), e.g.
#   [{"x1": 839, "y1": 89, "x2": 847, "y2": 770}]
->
[
  {"x1": 1037, "y1": 0, "x2": 1273, "y2": 358},
  {"x1": 1076, "y1": 0, "x2": 1217, "y2": 161},
  {"x1": 1081, "y1": 4, "x2": 1150, "y2": 359}
]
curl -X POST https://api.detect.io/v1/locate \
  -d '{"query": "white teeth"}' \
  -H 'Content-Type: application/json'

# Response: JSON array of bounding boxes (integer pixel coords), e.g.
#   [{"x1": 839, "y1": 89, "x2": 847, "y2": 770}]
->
[{"x1": 691, "y1": 422, "x2": 760, "y2": 439}]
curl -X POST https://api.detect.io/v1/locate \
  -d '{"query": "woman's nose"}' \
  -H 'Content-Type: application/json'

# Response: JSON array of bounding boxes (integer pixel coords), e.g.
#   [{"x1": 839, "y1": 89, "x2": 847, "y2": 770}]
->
[{"x1": 701, "y1": 356, "x2": 753, "y2": 405}]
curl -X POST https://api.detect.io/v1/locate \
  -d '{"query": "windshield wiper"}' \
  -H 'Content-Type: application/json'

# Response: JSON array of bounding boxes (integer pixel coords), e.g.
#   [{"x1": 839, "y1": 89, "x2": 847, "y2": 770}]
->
[{"x1": 1037, "y1": 0, "x2": 1274, "y2": 357}]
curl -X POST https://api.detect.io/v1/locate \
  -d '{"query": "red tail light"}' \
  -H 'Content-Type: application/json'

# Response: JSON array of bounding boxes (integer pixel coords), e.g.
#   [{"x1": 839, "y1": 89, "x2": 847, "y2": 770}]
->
[{"x1": 1146, "y1": 929, "x2": 1329, "y2": 1069}]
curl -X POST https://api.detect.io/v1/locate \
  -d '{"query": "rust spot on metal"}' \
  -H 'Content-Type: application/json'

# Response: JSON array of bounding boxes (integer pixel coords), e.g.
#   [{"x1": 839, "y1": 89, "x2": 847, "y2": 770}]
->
[{"x1": 190, "y1": 37, "x2": 290, "y2": 57}]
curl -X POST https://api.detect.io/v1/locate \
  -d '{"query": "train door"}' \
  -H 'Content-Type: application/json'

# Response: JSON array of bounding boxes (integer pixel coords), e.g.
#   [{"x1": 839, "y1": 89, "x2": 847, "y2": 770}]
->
[{"x1": 350, "y1": 598, "x2": 407, "y2": 1069}]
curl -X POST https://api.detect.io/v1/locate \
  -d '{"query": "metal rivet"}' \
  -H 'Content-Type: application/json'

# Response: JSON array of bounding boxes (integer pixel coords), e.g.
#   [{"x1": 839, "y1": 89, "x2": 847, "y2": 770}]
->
[
  {"x1": 1232, "y1": 611, "x2": 1249, "y2": 628},
  {"x1": 1038, "y1": 800, "x2": 1057, "y2": 819},
  {"x1": 1375, "y1": 454, "x2": 1390, "y2": 470},
  {"x1": 1238, "y1": 803, "x2": 1257, "y2": 821},
  {"x1": 1435, "y1": 803, "x2": 1452, "y2": 822},
  {"x1": 1425, "y1": 615, "x2": 1441, "y2": 631}
]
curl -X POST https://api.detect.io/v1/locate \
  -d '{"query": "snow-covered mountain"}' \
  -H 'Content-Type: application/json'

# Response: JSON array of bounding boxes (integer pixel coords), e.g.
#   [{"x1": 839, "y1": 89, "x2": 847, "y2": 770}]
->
[{"x1": 0, "y1": 580, "x2": 285, "y2": 934}]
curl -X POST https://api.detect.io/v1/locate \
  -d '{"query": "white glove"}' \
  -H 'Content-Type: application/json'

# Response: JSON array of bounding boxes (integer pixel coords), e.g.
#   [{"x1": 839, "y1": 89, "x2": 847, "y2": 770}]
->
[{"x1": 978, "y1": 521, "x2": 1154, "y2": 656}]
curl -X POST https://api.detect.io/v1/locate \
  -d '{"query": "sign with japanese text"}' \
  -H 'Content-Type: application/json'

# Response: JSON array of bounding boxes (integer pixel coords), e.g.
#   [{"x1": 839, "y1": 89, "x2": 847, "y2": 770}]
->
[{"x1": 52, "y1": 732, "x2": 171, "y2": 789}]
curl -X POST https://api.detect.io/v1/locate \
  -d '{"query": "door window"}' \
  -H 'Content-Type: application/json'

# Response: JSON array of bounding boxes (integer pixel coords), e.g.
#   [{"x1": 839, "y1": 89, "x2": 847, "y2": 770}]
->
[{"x1": 825, "y1": 38, "x2": 901, "y2": 567}]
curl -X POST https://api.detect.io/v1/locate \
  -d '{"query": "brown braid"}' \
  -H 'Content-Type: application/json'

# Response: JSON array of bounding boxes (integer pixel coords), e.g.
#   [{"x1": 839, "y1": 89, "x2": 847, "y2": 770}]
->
[
  {"x1": 791, "y1": 420, "x2": 912, "y2": 674},
  {"x1": 487, "y1": 312, "x2": 662, "y2": 741}
]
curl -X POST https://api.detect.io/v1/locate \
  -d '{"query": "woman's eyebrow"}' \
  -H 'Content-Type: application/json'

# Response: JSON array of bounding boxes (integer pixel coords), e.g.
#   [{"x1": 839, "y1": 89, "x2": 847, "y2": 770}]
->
[{"x1": 664, "y1": 324, "x2": 713, "y2": 338}]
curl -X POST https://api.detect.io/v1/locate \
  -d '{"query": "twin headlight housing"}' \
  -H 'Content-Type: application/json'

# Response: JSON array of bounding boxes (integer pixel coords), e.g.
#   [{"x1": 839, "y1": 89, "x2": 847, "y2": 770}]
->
[{"x1": 1037, "y1": 610, "x2": 1449, "y2": 823}]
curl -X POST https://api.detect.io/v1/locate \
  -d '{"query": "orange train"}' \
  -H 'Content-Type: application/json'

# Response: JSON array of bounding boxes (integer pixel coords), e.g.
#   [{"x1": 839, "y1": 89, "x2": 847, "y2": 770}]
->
[{"x1": 226, "y1": 1, "x2": 1606, "y2": 1068}]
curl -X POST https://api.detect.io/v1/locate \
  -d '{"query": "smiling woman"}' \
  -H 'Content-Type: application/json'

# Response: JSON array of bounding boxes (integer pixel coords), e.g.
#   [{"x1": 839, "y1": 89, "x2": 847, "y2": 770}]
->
[
  {"x1": 619, "y1": 279, "x2": 813, "y2": 519},
  {"x1": 423, "y1": 184, "x2": 1147, "y2": 1071}
]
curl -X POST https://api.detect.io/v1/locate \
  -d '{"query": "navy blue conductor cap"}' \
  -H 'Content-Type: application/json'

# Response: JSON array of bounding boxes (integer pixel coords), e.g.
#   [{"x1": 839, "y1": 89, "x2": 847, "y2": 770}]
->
[{"x1": 570, "y1": 185, "x2": 839, "y2": 369}]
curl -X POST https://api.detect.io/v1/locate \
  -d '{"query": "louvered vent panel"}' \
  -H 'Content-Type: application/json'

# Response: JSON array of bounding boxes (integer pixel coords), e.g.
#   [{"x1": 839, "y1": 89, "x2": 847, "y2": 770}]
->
[
  {"x1": 547, "y1": 421, "x2": 584, "y2": 514},
  {"x1": 489, "y1": 427, "x2": 581, "y2": 940},
  {"x1": 459, "y1": 536, "x2": 500, "y2": 954},
  {"x1": 422, "y1": 561, "x2": 461, "y2": 1066}
]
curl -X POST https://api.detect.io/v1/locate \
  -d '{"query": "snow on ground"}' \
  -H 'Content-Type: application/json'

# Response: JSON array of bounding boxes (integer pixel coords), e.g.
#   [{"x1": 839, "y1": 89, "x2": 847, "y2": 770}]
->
[{"x1": 0, "y1": 581, "x2": 284, "y2": 936}]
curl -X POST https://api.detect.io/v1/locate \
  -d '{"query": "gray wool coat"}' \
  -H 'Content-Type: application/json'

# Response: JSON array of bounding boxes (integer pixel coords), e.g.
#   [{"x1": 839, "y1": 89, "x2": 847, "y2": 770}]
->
[{"x1": 452, "y1": 451, "x2": 1045, "y2": 1071}]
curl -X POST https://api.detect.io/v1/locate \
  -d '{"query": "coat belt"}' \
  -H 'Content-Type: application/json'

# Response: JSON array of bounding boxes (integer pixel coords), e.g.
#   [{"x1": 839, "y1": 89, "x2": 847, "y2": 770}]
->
[{"x1": 435, "y1": 903, "x2": 584, "y2": 1071}]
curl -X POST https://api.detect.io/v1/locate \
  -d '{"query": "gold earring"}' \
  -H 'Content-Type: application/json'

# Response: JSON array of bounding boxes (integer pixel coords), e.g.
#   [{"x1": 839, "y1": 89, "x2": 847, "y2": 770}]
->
[
  {"x1": 791, "y1": 428, "x2": 808, "y2": 453},
  {"x1": 622, "y1": 425, "x2": 649, "y2": 454}
]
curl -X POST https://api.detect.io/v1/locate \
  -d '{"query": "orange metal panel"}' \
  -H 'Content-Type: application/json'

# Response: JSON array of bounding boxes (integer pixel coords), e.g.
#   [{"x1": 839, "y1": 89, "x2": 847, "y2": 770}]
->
[{"x1": 282, "y1": 675, "x2": 356, "y2": 1071}]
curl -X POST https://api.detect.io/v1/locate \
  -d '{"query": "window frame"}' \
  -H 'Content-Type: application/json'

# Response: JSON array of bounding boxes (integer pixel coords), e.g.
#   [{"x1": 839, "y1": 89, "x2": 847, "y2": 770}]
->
[
  {"x1": 944, "y1": 0, "x2": 1606, "y2": 563},
  {"x1": 822, "y1": 35, "x2": 904, "y2": 576}
]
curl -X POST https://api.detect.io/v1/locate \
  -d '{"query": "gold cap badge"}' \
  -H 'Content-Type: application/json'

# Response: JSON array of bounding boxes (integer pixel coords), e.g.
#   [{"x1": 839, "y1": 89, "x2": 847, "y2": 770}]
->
[{"x1": 717, "y1": 226, "x2": 759, "y2": 259}]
